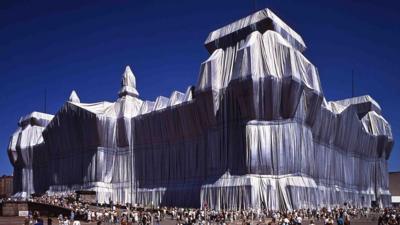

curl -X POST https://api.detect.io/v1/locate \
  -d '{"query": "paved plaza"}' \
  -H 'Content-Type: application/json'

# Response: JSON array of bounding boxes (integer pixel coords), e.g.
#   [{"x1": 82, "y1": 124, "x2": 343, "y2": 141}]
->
[{"x1": 0, "y1": 216, "x2": 380, "y2": 225}]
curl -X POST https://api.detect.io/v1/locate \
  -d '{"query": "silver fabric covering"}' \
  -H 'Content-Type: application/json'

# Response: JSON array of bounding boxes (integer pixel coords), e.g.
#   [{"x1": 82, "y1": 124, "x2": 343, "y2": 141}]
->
[{"x1": 7, "y1": 8, "x2": 393, "y2": 210}]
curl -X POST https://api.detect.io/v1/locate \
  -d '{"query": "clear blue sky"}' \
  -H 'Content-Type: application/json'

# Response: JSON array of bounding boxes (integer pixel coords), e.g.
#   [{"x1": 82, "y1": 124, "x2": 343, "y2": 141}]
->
[{"x1": 0, "y1": 0, "x2": 399, "y2": 175}]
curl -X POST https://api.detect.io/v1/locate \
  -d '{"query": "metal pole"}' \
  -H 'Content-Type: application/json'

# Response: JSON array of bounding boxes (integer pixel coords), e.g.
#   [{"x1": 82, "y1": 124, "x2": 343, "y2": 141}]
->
[
  {"x1": 352, "y1": 70, "x2": 354, "y2": 97},
  {"x1": 44, "y1": 88, "x2": 47, "y2": 113}
]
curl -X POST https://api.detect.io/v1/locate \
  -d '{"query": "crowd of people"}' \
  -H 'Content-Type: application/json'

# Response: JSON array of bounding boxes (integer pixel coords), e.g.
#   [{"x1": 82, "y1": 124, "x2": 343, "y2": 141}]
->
[
  {"x1": 29, "y1": 193, "x2": 78, "y2": 209},
  {"x1": 2, "y1": 193, "x2": 400, "y2": 225},
  {"x1": 378, "y1": 208, "x2": 400, "y2": 225}
]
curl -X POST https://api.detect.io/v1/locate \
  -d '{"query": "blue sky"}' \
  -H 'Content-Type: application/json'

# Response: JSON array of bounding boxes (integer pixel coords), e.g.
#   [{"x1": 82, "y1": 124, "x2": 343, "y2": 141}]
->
[{"x1": 0, "y1": 0, "x2": 399, "y2": 175}]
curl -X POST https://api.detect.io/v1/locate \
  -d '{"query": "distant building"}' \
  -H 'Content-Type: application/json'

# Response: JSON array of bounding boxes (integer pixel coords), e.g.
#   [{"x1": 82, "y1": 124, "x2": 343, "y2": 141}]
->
[
  {"x1": 0, "y1": 175, "x2": 13, "y2": 198},
  {"x1": 389, "y1": 172, "x2": 400, "y2": 207}
]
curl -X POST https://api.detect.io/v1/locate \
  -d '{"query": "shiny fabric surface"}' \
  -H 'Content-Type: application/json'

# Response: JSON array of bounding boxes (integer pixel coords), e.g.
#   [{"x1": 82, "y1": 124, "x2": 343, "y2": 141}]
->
[{"x1": 7, "y1": 8, "x2": 393, "y2": 210}]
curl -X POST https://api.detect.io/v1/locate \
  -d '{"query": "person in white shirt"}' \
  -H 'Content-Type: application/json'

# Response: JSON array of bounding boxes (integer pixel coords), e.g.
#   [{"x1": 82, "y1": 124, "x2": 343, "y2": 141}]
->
[
  {"x1": 296, "y1": 216, "x2": 302, "y2": 224},
  {"x1": 63, "y1": 217, "x2": 69, "y2": 225},
  {"x1": 87, "y1": 210, "x2": 91, "y2": 221}
]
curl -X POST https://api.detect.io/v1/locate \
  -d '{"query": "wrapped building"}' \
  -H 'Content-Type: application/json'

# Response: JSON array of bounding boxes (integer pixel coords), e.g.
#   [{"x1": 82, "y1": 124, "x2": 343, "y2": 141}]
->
[{"x1": 7, "y1": 8, "x2": 394, "y2": 210}]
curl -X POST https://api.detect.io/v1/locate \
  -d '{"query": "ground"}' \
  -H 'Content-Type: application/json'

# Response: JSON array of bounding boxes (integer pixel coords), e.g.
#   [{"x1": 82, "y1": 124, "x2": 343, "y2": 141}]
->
[{"x1": 0, "y1": 216, "x2": 380, "y2": 225}]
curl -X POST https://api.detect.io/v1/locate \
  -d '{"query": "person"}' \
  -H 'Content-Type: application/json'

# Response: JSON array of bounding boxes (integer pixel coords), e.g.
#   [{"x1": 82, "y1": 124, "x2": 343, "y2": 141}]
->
[
  {"x1": 33, "y1": 210, "x2": 40, "y2": 222},
  {"x1": 282, "y1": 218, "x2": 290, "y2": 225},
  {"x1": 58, "y1": 214, "x2": 64, "y2": 225},
  {"x1": 34, "y1": 218, "x2": 44, "y2": 225},
  {"x1": 63, "y1": 216, "x2": 70, "y2": 225},
  {"x1": 309, "y1": 219, "x2": 315, "y2": 225},
  {"x1": 24, "y1": 217, "x2": 30, "y2": 225},
  {"x1": 397, "y1": 213, "x2": 400, "y2": 224},
  {"x1": 121, "y1": 216, "x2": 128, "y2": 225},
  {"x1": 388, "y1": 214, "x2": 398, "y2": 225},
  {"x1": 87, "y1": 210, "x2": 92, "y2": 221},
  {"x1": 48, "y1": 217, "x2": 53, "y2": 225},
  {"x1": 337, "y1": 213, "x2": 344, "y2": 225},
  {"x1": 267, "y1": 218, "x2": 277, "y2": 225},
  {"x1": 295, "y1": 215, "x2": 302, "y2": 225},
  {"x1": 70, "y1": 211, "x2": 75, "y2": 221},
  {"x1": 344, "y1": 215, "x2": 351, "y2": 225},
  {"x1": 72, "y1": 219, "x2": 81, "y2": 225},
  {"x1": 326, "y1": 216, "x2": 334, "y2": 225}
]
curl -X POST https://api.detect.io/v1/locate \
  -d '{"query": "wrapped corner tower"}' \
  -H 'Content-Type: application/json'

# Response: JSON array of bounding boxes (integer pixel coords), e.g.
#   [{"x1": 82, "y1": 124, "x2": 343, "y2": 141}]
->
[{"x1": 7, "y1": 8, "x2": 394, "y2": 210}]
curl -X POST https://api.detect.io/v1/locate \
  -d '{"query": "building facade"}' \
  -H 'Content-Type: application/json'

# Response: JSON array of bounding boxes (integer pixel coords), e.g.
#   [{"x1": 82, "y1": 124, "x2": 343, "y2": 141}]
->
[
  {"x1": 0, "y1": 175, "x2": 13, "y2": 198},
  {"x1": 389, "y1": 172, "x2": 400, "y2": 207},
  {"x1": 7, "y1": 9, "x2": 394, "y2": 210}
]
